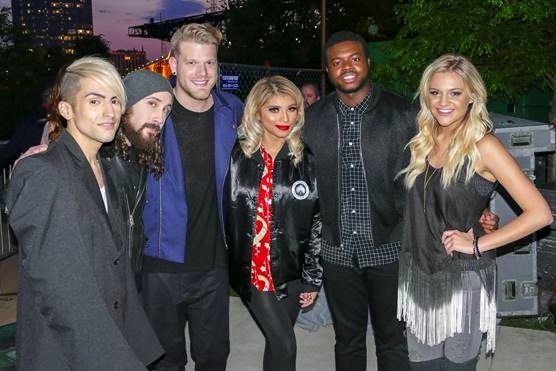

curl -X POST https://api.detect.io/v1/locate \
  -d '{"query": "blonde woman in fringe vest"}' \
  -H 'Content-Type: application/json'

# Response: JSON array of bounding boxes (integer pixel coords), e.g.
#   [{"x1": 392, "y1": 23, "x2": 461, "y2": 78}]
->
[{"x1": 396, "y1": 54, "x2": 552, "y2": 371}]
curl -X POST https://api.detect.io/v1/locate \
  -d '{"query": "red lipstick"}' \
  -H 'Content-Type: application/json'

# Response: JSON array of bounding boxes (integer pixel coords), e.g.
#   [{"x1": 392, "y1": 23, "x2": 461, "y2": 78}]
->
[{"x1": 276, "y1": 125, "x2": 290, "y2": 131}]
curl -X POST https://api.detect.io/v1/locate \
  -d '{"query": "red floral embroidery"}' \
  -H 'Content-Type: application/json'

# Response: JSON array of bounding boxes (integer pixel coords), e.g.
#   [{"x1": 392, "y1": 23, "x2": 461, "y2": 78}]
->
[{"x1": 251, "y1": 146, "x2": 275, "y2": 292}]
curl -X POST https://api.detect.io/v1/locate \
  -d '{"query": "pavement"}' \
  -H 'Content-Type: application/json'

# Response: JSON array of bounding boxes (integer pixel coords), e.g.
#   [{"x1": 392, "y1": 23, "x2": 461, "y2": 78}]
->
[
  {"x1": 2, "y1": 251, "x2": 556, "y2": 370},
  {"x1": 226, "y1": 296, "x2": 556, "y2": 371},
  {"x1": 0, "y1": 255, "x2": 17, "y2": 328}
]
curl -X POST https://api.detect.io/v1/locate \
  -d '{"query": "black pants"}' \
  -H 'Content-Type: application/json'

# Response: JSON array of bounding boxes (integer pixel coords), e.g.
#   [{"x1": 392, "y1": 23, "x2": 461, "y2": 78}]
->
[
  {"x1": 246, "y1": 280, "x2": 302, "y2": 371},
  {"x1": 323, "y1": 261, "x2": 408, "y2": 371},
  {"x1": 141, "y1": 268, "x2": 230, "y2": 371}
]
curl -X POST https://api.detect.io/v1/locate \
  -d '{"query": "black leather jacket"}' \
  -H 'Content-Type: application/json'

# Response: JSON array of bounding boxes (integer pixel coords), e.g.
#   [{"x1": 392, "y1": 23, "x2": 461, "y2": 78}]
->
[
  {"x1": 303, "y1": 84, "x2": 418, "y2": 248},
  {"x1": 101, "y1": 145, "x2": 146, "y2": 283},
  {"x1": 226, "y1": 143, "x2": 322, "y2": 301}
]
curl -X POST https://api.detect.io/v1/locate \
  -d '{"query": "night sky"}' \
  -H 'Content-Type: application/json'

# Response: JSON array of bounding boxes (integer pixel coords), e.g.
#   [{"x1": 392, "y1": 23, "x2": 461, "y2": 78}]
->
[{"x1": 0, "y1": 0, "x2": 209, "y2": 61}]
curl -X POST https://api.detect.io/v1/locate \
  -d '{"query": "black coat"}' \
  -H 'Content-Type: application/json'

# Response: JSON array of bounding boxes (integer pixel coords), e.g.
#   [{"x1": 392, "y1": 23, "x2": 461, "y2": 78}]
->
[
  {"x1": 6, "y1": 131, "x2": 162, "y2": 370},
  {"x1": 101, "y1": 144, "x2": 147, "y2": 283},
  {"x1": 303, "y1": 84, "x2": 418, "y2": 248},
  {"x1": 226, "y1": 143, "x2": 322, "y2": 301}
]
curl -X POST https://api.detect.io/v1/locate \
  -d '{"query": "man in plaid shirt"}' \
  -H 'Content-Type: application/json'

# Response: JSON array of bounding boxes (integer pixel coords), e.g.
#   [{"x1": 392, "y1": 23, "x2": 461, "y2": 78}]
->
[{"x1": 303, "y1": 31, "x2": 417, "y2": 371}]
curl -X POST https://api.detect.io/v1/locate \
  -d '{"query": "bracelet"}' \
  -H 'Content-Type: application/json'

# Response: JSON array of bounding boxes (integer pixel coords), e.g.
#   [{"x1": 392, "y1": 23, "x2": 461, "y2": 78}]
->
[{"x1": 472, "y1": 236, "x2": 482, "y2": 259}]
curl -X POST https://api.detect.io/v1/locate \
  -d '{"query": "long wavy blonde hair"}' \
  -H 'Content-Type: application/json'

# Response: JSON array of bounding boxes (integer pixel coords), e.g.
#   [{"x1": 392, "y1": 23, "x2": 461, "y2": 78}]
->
[
  {"x1": 402, "y1": 54, "x2": 493, "y2": 189},
  {"x1": 238, "y1": 75, "x2": 305, "y2": 165}
]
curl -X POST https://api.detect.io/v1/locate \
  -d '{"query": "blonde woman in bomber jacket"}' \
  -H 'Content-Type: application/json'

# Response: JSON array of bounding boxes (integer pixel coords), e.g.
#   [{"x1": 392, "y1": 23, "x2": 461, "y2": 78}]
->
[{"x1": 226, "y1": 76, "x2": 322, "y2": 371}]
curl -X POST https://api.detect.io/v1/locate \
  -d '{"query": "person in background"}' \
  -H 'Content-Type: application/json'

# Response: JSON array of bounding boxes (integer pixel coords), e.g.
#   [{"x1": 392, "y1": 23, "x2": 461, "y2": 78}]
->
[
  {"x1": 6, "y1": 56, "x2": 162, "y2": 370},
  {"x1": 227, "y1": 75, "x2": 322, "y2": 371},
  {"x1": 397, "y1": 53, "x2": 552, "y2": 371},
  {"x1": 301, "y1": 82, "x2": 321, "y2": 108},
  {"x1": 141, "y1": 23, "x2": 244, "y2": 371},
  {"x1": 0, "y1": 85, "x2": 50, "y2": 173}
]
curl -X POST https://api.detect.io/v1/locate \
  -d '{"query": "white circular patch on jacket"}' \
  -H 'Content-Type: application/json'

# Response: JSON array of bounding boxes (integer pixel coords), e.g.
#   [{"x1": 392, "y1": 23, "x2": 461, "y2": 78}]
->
[{"x1": 291, "y1": 180, "x2": 309, "y2": 200}]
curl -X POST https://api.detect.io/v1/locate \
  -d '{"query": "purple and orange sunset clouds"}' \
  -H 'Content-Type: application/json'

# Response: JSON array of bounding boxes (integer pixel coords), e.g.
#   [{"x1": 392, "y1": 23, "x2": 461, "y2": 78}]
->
[{"x1": 0, "y1": 0, "x2": 209, "y2": 61}]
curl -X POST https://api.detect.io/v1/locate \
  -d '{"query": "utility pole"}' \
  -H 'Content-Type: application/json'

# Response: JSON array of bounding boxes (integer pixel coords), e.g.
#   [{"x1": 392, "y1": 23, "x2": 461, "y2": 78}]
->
[{"x1": 320, "y1": 0, "x2": 326, "y2": 95}]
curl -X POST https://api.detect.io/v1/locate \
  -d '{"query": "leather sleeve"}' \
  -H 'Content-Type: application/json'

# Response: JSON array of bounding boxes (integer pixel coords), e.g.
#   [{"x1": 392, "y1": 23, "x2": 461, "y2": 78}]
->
[
  {"x1": 301, "y1": 156, "x2": 323, "y2": 291},
  {"x1": 301, "y1": 203, "x2": 323, "y2": 291}
]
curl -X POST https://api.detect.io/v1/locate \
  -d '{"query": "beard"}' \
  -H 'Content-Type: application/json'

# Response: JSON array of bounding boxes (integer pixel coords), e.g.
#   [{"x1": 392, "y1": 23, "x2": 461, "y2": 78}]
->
[{"x1": 123, "y1": 122, "x2": 161, "y2": 151}]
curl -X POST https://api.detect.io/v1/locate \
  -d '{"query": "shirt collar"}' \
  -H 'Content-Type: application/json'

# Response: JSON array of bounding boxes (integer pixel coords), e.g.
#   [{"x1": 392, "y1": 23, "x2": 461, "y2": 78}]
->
[{"x1": 337, "y1": 91, "x2": 372, "y2": 115}]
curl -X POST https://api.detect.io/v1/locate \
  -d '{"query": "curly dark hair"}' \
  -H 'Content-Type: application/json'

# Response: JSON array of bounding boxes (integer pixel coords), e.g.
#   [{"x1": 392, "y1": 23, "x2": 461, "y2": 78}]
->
[{"x1": 114, "y1": 118, "x2": 164, "y2": 179}]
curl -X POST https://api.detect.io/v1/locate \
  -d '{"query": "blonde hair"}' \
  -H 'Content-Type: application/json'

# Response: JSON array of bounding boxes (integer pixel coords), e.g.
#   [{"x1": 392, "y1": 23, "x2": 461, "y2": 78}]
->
[
  {"x1": 170, "y1": 23, "x2": 222, "y2": 57},
  {"x1": 402, "y1": 54, "x2": 493, "y2": 189},
  {"x1": 48, "y1": 56, "x2": 125, "y2": 141},
  {"x1": 238, "y1": 75, "x2": 305, "y2": 165}
]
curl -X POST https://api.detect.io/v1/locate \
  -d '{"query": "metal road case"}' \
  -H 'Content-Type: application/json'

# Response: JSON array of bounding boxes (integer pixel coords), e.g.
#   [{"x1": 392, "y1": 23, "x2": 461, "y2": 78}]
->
[
  {"x1": 537, "y1": 183, "x2": 556, "y2": 283},
  {"x1": 490, "y1": 113, "x2": 555, "y2": 316}
]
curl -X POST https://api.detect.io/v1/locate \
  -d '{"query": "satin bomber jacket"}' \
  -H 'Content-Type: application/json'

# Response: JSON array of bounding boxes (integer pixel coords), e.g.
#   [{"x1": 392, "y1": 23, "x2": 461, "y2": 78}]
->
[{"x1": 226, "y1": 142, "x2": 322, "y2": 301}]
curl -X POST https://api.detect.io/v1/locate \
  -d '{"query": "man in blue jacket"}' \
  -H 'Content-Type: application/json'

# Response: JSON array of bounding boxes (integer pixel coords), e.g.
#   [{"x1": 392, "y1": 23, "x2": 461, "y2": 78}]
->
[{"x1": 141, "y1": 23, "x2": 244, "y2": 371}]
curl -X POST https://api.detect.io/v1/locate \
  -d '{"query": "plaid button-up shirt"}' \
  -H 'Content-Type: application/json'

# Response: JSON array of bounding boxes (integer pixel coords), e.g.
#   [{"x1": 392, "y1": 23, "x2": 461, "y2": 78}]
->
[{"x1": 321, "y1": 93, "x2": 400, "y2": 268}]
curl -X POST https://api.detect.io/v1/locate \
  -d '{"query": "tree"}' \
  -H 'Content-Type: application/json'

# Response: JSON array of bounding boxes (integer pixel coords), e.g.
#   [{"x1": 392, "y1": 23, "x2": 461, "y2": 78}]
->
[
  {"x1": 0, "y1": 6, "x2": 40, "y2": 139},
  {"x1": 0, "y1": 6, "x2": 11, "y2": 48},
  {"x1": 0, "y1": 7, "x2": 71, "y2": 139},
  {"x1": 220, "y1": 0, "x2": 401, "y2": 69},
  {"x1": 373, "y1": 0, "x2": 556, "y2": 123},
  {"x1": 73, "y1": 35, "x2": 111, "y2": 59}
]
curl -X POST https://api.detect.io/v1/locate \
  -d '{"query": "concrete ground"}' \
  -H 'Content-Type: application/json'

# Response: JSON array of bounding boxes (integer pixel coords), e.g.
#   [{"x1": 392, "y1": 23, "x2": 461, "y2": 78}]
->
[
  {"x1": 0, "y1": 255, "x2": 17, "y2": 328},
  {"x1": 2, "y1": 254, "x2": 556, "y2": 370},
  {"x1": 226, "y1": 297, "x2": 556, "y2": 371}
]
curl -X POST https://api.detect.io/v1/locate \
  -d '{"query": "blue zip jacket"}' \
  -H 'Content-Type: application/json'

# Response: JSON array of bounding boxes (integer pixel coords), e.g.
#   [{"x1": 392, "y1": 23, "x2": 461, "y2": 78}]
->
[{"x1": 142, "y1": 90, "x2": 244, "y2": 263}]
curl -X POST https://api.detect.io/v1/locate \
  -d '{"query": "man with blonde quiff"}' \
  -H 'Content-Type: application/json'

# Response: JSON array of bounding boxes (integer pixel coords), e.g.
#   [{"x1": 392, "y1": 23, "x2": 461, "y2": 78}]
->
[
  {"x1": 7, "y1": 57, "x2": 164, "y2": 370},
  {"x1": 141, "y1": 23, "x2": 244, "y2": 371}
]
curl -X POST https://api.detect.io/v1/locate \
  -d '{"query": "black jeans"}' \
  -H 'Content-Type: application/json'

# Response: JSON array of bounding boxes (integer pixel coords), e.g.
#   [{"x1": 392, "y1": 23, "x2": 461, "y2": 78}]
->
[
  {"x1": 246, "y1": 280, "x2": 303, "y2": 371},
  {"x1": 141, "y1": 268, "x2": 230, "y2": 371},
  {"x1": 323, "y1": 260, "x2": 408, "y2": 371}
]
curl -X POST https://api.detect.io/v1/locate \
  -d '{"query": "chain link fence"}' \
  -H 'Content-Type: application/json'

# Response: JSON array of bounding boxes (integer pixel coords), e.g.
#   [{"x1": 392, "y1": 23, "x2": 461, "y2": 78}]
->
[
  {"x1": 0, "y1": 167, "x2": 16, "y2": 261},
  {"x1": 218, "y1": 63, "x2": 325, "y2": 101},
  {"x1": 146, "y1": 60, "x2": 327, "y2": 101},
  {"x1": 0, "y1": 63, "x2": 326, "y2": 261}
]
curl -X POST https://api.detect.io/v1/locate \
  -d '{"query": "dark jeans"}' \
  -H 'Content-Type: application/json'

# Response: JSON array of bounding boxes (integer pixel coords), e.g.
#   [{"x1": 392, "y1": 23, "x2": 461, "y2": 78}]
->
[
  {"x1": 247, "y1": 280, "x2": 303, "y2": 371},
  {"x1": 141, "y1": 268, "x2": 230, "y2": 371},
  {"x1": 323, "y1": 260, "x2": 408, "y2": 371}
]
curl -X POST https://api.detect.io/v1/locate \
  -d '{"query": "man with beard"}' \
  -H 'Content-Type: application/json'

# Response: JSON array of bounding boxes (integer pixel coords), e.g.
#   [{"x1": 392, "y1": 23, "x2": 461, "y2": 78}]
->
[
  {"x1": 102, "y1": 70, "x2": 173, "y2": 283},
  {"x1": 16, "y1": 69, "x2": 173, "y2": 289}
]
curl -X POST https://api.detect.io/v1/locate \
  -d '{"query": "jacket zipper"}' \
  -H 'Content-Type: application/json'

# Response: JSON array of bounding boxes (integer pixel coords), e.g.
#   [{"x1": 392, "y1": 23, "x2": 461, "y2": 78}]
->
[
  {"x1": 220, "y1": 159, "x2": 231, "y2": 248},
  {"x1": 336, "y1": 115, "x2": 342, "y2": 248},
  {"x1": 128, "y1": 174, "x2": 146, "y2": 229}
]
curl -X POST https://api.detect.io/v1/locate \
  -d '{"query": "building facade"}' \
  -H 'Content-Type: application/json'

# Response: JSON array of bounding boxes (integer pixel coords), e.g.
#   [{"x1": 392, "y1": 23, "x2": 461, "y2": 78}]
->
[
  {"x1": 11, "y1": 0, "x2": 93, "y2": 54},
  {"x1": 111, "y1": 49, "x2": 147, "y2": 76}
]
